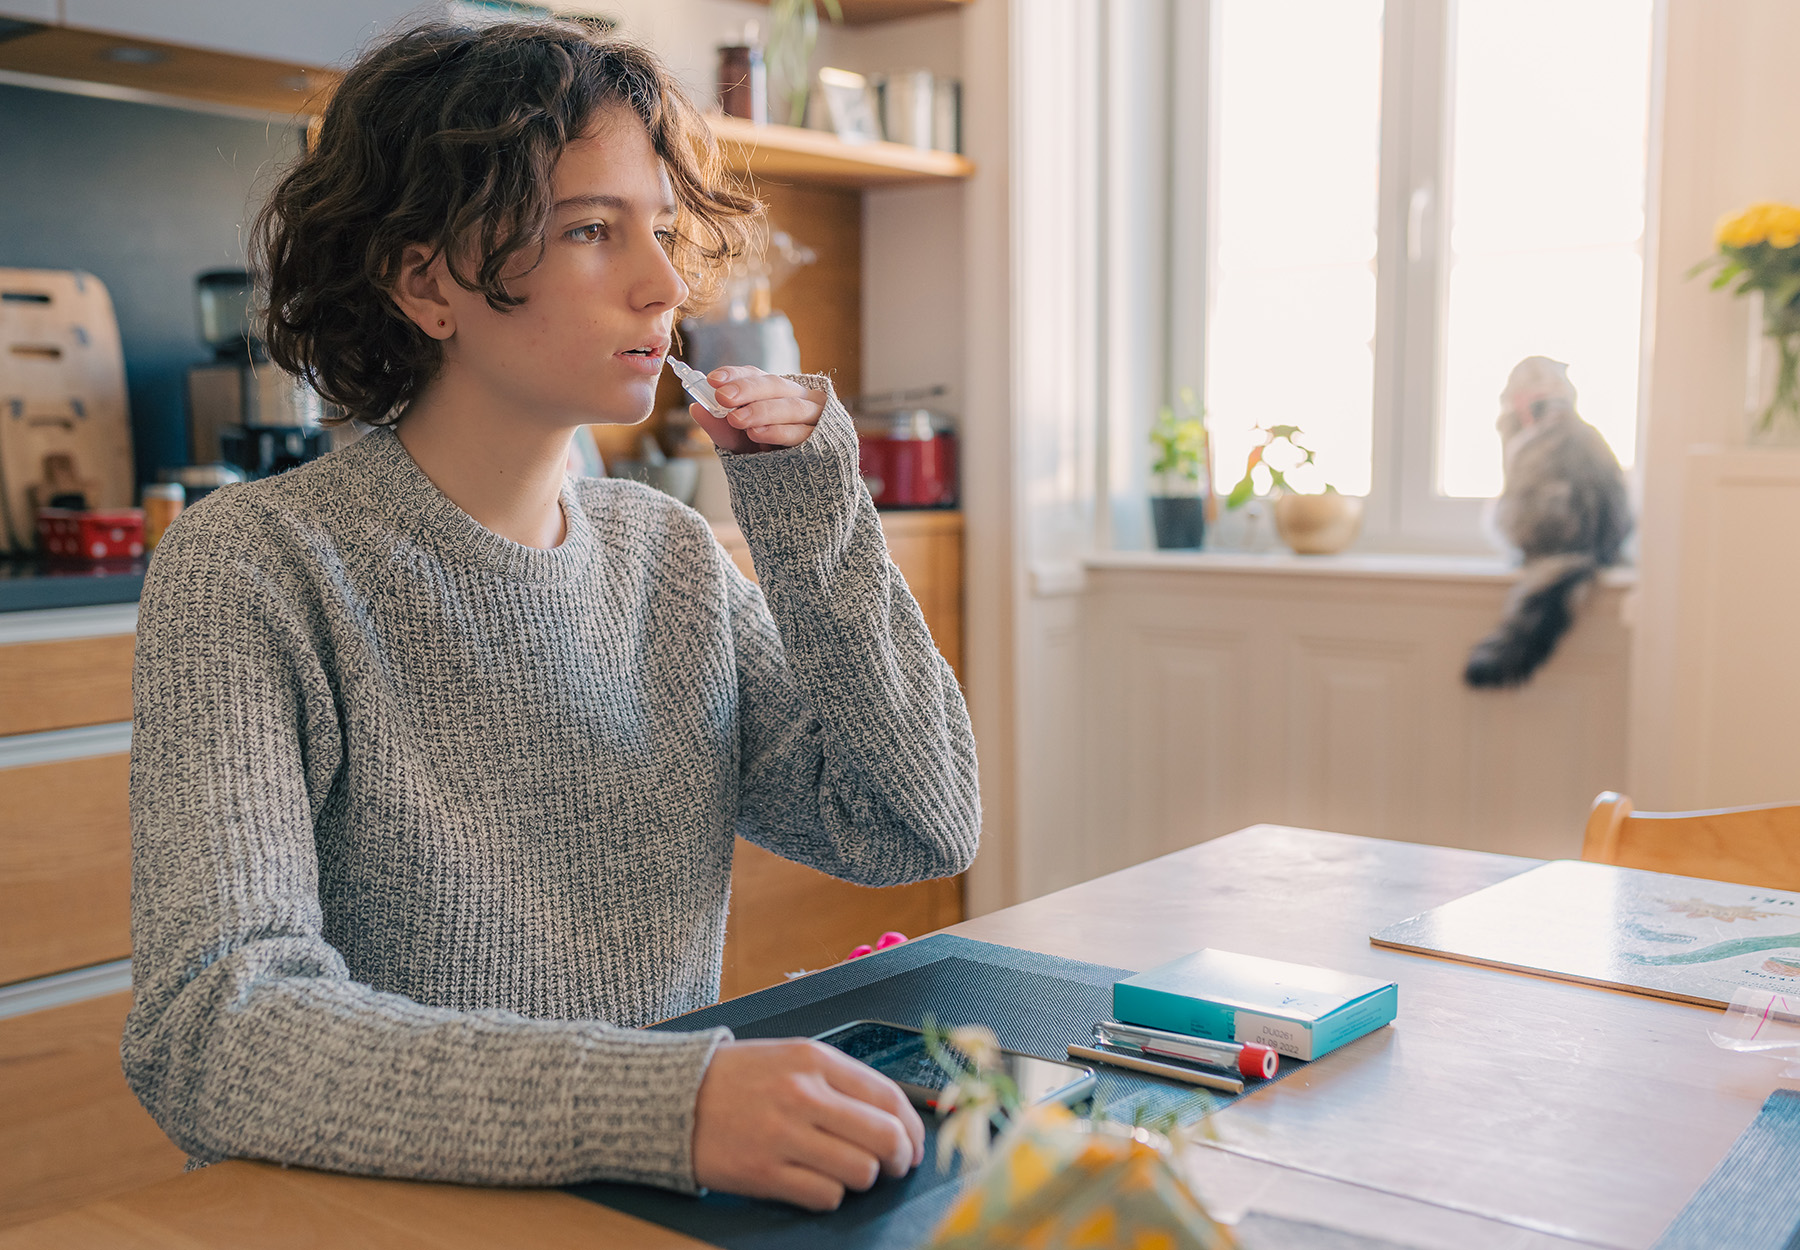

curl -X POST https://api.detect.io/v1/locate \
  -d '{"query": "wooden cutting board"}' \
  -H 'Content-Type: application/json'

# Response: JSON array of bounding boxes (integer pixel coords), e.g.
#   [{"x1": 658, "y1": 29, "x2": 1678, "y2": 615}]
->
[{"x1": 0, "y1": 269, "x2": 133, "y2": 554}]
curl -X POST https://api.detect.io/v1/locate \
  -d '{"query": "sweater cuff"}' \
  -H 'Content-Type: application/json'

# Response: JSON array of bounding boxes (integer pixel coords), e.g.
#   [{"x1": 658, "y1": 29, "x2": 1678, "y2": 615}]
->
[
  {"x1": 571, "y1": 1025, "x2": 731, "y2": 1191},
  {"x1": 716, "y1": 375, "x2": 865, "y2": 558}
]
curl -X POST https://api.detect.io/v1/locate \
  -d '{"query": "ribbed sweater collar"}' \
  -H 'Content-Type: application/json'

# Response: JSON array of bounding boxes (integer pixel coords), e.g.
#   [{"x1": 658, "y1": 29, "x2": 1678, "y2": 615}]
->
[{"x1": 345, "y1": 425, "x2": 596, "y2": 585}]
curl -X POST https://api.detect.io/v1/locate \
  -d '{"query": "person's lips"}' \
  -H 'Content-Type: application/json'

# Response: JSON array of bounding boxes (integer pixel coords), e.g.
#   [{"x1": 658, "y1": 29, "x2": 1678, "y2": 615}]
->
[
  {"x1": 617, "y1": 337, "x2": 669, "y2": 360},
  {"x1": 615, "y1": 337, "x2": 669, "y2": 374}
]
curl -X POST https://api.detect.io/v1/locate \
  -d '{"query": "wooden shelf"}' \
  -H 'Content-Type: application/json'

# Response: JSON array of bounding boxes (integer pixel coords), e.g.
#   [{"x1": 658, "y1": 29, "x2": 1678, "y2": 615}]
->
[
  {"x1": 0, "y1": 27, "x2": 972, "y2": 188},
  {"x1": 0, "y1": 22, "x2": 333, "y2": 119},
  {"x1": 745, "y1": 0, "x2": 974, "y2": 25},
  {"x1": 709, "y1": 114, "x2": 972, "y2": 188}
]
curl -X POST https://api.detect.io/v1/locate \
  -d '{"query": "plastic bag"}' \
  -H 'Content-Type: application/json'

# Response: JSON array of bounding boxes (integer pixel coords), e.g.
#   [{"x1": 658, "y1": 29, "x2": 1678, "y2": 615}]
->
[{"x1": 1707, "y1": 986, "x2": 1800, "y2": 1074}]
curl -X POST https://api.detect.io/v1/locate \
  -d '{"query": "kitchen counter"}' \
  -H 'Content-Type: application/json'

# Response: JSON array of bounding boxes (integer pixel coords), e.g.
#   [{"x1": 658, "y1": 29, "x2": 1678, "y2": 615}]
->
[
  {"x1": 0, "y1": 558, "x2": 146, "y2": 613},
  {"x1": 0, "y1": 509, "x2": 961, "y2": 617}
]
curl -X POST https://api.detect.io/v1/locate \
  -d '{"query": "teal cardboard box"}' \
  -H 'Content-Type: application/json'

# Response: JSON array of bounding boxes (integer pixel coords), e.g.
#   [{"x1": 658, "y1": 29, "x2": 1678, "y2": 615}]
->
[{"x1": 1113, "y1": 949, "x2": 1397, "y2": 1061}]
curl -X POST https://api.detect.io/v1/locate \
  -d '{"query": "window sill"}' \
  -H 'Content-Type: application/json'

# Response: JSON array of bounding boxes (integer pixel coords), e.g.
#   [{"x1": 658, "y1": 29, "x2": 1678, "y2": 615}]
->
[{"x1": 1083, "y1": 549, "x2": 1638, "y2": 589}]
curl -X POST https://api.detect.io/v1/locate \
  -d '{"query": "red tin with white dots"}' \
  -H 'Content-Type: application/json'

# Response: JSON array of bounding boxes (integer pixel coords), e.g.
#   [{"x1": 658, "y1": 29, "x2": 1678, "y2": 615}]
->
[{"x1": 36, "y1": 507, "x2": 145, "y2": 561}]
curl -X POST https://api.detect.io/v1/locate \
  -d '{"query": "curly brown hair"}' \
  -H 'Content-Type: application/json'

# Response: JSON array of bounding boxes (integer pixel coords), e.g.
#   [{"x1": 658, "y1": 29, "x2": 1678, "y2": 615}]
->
[{"x1": 252, "y1": 19, "x2": 761, "y2": 425}]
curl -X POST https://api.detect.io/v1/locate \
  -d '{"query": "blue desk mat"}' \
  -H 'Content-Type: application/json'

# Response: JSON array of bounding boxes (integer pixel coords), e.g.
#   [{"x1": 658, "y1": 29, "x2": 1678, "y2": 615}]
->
[
  {"x1": 1654, "y1": 1088, "x2": 1800, "y2": 1250},
  {"x1": 566, "y1": 934, "x2": 1307, "y2": 1250}
]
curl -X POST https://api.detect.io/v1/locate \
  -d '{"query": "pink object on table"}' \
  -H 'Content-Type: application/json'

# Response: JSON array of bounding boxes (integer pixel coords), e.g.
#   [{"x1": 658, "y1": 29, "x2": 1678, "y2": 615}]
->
[{"x1": 845, "y1": 933, "x2": 909, "y2": 961}]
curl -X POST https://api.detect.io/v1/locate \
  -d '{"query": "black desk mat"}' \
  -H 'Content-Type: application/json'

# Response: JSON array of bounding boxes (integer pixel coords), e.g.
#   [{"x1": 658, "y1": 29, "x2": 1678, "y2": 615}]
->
[
  {"x1": 1654, "y1": 1087, "x2": 1800, "y2": 1249},
  {"x1": 566, "y1": 934, "x2": 1308, "y2": 1250}
]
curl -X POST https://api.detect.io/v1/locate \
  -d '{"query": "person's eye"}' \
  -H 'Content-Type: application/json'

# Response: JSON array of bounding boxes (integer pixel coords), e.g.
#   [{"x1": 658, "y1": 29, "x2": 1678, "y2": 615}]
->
[
  {"x1": 654, "y1": 227, "x2": 677, "y2": 250},
  {"x1": 567, "y1": 222, "x2": 607, "y2": 244}
]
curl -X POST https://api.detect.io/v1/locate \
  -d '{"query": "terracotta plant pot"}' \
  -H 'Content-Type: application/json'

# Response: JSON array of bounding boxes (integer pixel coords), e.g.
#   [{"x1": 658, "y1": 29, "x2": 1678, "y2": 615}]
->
[{"x1": 1274, "y1": 492, "x2": 1363, "y2": 555}]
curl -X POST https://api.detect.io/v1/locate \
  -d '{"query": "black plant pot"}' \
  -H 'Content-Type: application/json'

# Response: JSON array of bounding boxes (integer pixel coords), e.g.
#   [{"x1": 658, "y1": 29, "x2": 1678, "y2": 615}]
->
[{"x1": 1150, "y1": 496, "x2": 1205, "y2": 550}]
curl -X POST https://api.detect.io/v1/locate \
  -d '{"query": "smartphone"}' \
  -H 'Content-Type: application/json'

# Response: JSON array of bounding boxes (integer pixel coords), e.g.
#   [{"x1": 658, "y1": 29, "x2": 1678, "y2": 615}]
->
[{"x1": 814, "y1": 1019, "x2": 1097, "y2": 1112}]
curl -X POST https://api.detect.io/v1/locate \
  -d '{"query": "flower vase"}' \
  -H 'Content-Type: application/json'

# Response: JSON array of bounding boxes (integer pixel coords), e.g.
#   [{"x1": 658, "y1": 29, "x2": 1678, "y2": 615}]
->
[{"x1": 1748, "y1": 290, "x2": 1800, "y2": 444}]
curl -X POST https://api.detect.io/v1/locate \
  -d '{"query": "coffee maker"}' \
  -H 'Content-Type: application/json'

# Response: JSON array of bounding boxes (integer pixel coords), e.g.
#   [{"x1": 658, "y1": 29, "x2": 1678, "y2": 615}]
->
[{"x1": 186, "y1": 270, "x2": 331, "y2": 477}]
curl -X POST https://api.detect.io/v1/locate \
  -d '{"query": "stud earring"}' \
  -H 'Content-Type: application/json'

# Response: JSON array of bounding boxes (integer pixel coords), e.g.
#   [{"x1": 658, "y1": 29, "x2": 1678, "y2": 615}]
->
[{"x1": 437, "y1": 320, "x2": 446, "y2": 328}]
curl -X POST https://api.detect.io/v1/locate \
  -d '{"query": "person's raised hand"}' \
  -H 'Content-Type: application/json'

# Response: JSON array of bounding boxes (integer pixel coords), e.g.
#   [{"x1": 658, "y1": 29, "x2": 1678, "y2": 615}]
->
[
  {"x1": 690, "y1": 366, "x2": 827, "y2": 454},
  {"x1": 691, "y1": 1038, "x2": 926, "y2": 1210}
]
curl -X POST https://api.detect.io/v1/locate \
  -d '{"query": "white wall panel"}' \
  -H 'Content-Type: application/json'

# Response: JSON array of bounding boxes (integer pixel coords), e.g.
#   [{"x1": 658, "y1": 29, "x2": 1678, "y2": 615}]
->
[
  {"x1": 1670, "y1": 449, "x2": 1800, "y2": 808},
  {"x1": 1117, "y1": 625, "x2": 1250, "y2": 881},
  {"x1": 1013, "y1": 600, "x2": 1087, "y2": 901},
  {"x1": 1073, "y1": 560, "x2": 1631, "y2": 880},
  {"x1": 1287, "y1": 636, "x2": 1417, "y2": 839}
]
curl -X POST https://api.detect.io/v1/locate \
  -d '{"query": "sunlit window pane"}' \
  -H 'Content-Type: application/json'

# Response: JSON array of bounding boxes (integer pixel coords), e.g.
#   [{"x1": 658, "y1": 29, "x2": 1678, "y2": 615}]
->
[
  {"x1": 1207, "y1": 0, "x2": 1383, "y2": 498},
  {"x1": 1438, "y1": 0, "x2": 1653, "y2": 498}
]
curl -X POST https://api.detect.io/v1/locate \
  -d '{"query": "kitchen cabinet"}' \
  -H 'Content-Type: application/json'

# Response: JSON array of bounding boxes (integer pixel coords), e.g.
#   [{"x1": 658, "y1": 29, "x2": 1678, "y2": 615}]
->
[
  {"x1": 0, "y1": 607, "x2": 165, "y2": 1234},
  {"x1": 0, "y1": 743, "x2": 132, "y2": 985},
  {"x1": 0, "y1": 633, "x2": 133, "y2": 736}
]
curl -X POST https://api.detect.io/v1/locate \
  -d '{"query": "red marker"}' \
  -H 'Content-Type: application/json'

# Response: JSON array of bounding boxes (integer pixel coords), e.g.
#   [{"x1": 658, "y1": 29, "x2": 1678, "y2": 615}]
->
[{"x1": 1094, "y1": 1019, "x2": 1279, "y2": 1080}]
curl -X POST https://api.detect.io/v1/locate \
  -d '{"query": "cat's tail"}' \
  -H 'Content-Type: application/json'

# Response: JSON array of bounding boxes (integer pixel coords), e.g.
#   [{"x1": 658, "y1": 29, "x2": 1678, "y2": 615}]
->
[{"x1": 1464, "y1": 553, "x2": 1599, "y2": 688}]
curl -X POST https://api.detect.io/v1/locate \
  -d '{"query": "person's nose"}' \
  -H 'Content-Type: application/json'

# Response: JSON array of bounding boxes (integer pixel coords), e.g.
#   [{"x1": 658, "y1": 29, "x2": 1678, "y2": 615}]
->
[{"x1": 630, "y1": 231, "x2": 689, "y2": 314}]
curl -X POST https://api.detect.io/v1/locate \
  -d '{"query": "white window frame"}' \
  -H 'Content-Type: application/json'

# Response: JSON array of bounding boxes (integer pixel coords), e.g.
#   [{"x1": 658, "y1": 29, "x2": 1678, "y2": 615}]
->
[{"x1": 1172, "y1": 0, "x2": 1657, "y2": 554}]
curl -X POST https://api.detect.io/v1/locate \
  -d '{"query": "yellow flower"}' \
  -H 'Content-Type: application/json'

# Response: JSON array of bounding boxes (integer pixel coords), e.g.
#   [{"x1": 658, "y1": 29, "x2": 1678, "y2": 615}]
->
[
  {"x1": 1717, "y1": 201, "x2": 1800, "y2": 249},
  {"x1": 1771, "y1": 205, "x2": 1800, "y2": 249}
]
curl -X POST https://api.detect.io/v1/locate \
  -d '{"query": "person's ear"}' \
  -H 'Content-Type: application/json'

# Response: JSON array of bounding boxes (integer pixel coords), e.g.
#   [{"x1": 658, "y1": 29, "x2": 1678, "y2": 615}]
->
[{"x1": 390, "y1": 243, "x2": 455, "y2": 339}]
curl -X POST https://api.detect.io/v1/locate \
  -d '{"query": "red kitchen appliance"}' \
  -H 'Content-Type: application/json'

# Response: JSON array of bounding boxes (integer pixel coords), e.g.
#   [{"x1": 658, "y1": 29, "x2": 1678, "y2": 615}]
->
[{"x1": 855, "y1": 406, "x2": 957, "y2": 509}]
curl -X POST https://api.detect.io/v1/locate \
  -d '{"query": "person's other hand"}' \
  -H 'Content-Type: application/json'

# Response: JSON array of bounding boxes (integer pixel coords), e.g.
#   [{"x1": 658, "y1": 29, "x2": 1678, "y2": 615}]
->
[
  {"x1": 690, "y1": 366, "x2": 827, "y2": 454},
  {"x1": 691, "y1": 1038, "x2": 926, "y2": 1209}
]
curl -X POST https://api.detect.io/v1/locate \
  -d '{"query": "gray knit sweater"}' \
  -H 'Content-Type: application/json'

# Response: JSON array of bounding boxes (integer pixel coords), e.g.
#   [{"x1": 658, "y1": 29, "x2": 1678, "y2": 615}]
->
[{"x1": 123, "y1": 386, "x2": 979, "y2": 1192}]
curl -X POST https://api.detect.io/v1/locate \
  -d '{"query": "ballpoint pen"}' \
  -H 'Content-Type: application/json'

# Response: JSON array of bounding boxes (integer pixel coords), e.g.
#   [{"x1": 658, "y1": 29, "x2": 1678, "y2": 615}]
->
[
  {"x1": 1094, "y1": 1020, "x2": 1280, "y2": 1080},
  {"x1": 1066, "y1": 1042, "x2": 1246, "y2": 1095}
]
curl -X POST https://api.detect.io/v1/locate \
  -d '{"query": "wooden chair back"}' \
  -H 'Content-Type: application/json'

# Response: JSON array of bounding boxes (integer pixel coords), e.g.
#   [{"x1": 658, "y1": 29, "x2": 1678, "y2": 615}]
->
[{"x1": 1582, "y1": 791, "x2": 1800, "y2": 892}]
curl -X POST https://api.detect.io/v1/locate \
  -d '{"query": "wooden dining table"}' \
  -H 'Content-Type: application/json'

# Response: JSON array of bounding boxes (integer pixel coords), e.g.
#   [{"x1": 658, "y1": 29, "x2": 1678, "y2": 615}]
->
[{"x1": 2, "y1": 825, "x2": 1785, "y2": 1249}]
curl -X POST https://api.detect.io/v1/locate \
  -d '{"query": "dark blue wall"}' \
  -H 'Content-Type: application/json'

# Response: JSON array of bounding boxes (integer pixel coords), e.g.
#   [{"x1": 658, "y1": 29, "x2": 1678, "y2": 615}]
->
[{"x1": 0, "y1": 84, "x2": 301, "y2": 486}]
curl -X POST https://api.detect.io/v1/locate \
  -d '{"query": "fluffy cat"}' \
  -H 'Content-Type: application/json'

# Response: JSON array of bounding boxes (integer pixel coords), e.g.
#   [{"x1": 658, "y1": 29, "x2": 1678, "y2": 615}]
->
[{"x1": 1465, "y1": 356, "x2": 1633, "y2": 688}]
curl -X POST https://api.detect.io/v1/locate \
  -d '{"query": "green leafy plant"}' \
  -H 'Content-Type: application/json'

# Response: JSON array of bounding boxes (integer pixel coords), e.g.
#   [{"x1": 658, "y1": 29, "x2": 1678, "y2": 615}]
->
[
  {"x1": 1225, "y1": 424, "x2": 1336, "y2": 510},
  {"x1": 766, "y1": 0, "x2": 843, "y2": 128},
  {"x1": 1149, "y1": 386, "x2": 1207, "y2": 493}
]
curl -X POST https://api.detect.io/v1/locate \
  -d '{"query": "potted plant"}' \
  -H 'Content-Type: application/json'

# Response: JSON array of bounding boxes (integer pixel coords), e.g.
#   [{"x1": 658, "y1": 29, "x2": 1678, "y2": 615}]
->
[
  {"x1": 1148, "y1": 387, "x2": 1207, "y2": 550},
  {"x1": 1226, "y1": 425, "x2": 1362, "y2": 555}
]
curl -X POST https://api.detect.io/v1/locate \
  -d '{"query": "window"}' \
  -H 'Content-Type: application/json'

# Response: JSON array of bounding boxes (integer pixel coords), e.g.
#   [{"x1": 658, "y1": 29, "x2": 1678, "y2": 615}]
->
[{"x1": 1199, "y1": 0, "x2": 1657, "y2": 548}]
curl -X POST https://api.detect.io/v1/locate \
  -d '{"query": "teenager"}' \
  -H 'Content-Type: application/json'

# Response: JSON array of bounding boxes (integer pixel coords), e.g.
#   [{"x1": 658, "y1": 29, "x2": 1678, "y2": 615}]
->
[{"x1": 123, "y1": 20, "x2": 978, "y2": 1212}]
